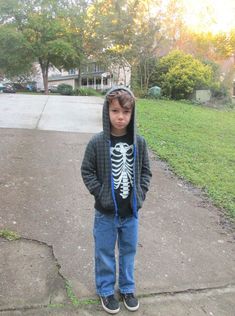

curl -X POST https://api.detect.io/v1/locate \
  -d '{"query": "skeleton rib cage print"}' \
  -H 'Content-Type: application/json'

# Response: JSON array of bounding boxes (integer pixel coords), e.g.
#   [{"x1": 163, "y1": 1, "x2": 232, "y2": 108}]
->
[{"x1": 110, "y1": 142, "x2": 134, "y2": 199}]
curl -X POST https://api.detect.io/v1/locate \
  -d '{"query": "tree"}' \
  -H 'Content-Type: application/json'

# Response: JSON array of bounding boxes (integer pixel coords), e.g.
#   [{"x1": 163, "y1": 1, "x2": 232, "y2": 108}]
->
[
  {"x1": 0, "y1": 24, "x2": 33, "y2": 77},
  {"x1": 207, "y1": 31, "x2": 235, "y2": 96},
  {"x1": 151, "y1": 50, "x2": 214, "y2": 100},
  {"x1": 158, "y1": 0, "x2": 185, "y2": 49},
  {"x1": 84, "y1": 0, "x2": 163, "y2": 93},
  {"x1": 128, "y1": 1, "x2": 163, "y2": 93},
  {"x1": 0, "y1": 0, "x2": 85, "y2": 93}
]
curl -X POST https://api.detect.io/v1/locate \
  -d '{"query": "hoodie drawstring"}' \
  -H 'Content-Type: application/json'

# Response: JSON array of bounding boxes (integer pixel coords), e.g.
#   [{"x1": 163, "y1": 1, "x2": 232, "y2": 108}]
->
[
  {"x1": 109, "y1": 140, "x2": 119, "y2": 225},
  {"x1": 132, "y1": 144, "x2": 138, "y2": 219}
]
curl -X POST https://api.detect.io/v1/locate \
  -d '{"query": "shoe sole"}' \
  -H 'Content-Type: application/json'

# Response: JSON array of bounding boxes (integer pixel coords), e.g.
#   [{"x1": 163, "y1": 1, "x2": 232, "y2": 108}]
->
[
  {"x1": 123, "y1": 299, "x2": 140, "y2": 312},
  {"x1": 100, "y1": 298, "x2": 120, "y2": 314}
]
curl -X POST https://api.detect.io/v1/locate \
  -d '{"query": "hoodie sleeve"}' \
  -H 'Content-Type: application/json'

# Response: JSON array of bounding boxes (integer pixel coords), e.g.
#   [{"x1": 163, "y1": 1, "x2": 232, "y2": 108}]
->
[
  {"x1": 81, "y1": 138, "x2": 102, "y2": 198},
  {"x1": 140, "y1": 138, "x2": 152, "y2": 197}
]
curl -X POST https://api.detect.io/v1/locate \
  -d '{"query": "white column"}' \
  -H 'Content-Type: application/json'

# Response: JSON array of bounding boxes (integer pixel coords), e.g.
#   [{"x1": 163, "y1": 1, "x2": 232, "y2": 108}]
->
[{"x1": 101, "y1": 76, "x2": 103, "y2": 90}]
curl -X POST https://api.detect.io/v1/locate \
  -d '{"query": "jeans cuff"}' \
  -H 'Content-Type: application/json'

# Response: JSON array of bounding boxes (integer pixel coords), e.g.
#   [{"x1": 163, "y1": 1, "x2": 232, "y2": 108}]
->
[
  {"x1": 97, "y1": 290, "x2": 114, "y2": 297},
  {"x1": 119, "y1": 288, "x2": 135, "y2": 294}
]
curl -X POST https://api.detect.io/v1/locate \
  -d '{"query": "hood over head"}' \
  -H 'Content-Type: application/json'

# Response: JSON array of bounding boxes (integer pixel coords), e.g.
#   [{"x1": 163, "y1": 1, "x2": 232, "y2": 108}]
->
[{"x1": 103, "y1": 86, "x2": 136, "y2": 143}]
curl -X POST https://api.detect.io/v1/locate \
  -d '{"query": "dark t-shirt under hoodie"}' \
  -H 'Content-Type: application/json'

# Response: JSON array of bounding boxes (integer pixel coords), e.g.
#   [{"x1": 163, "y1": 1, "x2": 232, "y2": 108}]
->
[{"x1": 110, "y1": 133, "x2": 134, "y2": 217}]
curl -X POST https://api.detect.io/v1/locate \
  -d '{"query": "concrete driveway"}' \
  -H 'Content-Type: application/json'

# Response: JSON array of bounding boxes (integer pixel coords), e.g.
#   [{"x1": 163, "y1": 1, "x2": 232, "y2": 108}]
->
[
  {"x1": 0, "y1": 94, "x2": 103, "y2": 132},
  {"x1": 0, "y1": 93, "x2": 235, "y2": 315}
]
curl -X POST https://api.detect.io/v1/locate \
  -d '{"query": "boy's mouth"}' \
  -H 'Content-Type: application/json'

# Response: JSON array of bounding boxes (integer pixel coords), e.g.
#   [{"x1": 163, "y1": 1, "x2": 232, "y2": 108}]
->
[{"x1": 116, "y1": 123, "x2": 125, "y2": 127}]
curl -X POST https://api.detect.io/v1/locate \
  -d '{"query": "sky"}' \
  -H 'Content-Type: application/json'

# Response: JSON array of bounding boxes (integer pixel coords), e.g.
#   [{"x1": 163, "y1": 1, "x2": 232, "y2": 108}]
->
[{"x1": 182, "y1": 0, "x2": 235, "y2": 33}]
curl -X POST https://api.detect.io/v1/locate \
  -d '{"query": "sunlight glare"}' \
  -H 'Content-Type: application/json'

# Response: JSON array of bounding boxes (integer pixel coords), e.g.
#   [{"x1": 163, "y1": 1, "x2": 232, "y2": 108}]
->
[{"x1": 182, "y1": 0, "x2": 235, "y2": 33}]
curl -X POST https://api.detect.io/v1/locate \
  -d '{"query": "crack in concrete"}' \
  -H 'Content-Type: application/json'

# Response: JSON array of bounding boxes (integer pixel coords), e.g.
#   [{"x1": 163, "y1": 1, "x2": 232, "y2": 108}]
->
[
  {"x1": 3, "y1": 236, "x2": 68, "y2": 288},
  {"x1": 20, "y1": 237, "x2": 72, "y2": 308},
  {"x1": 0, "y1": 304, "x2": 50, "y2": 313},
  {"x1": 0, "y1": 236, "x2": 69, "y2": 311},
  {"x1": 1, "y1": 236, "x2": 235, "y2": 313},
  {"x1": 1, "y1": 283, "x2": 235, "y2": 313},
  {"x1": 35, "y1": 96, "x2": 49, "y2": 129},
  {"x1": 19, "y1": 236, "x2": 66, "y2": 282},
  {"x1": 139, "y1": 283, "x2": 235, "y2": 300}
]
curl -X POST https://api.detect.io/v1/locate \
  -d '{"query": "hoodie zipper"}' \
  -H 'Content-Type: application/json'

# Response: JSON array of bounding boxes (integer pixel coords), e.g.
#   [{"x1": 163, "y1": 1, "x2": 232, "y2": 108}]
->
[
  {"x1": 132, "y1": 144, "x2": 138, "y2": 218},
  {"x1": 108, "y1": 140, "x2": 119, "y2": 216}
]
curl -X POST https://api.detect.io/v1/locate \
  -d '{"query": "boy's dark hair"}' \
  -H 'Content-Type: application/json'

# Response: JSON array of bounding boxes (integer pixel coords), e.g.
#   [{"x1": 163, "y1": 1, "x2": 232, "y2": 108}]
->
[{"x1": 107, "y1": 89, "x2": 135, "y2": 110}]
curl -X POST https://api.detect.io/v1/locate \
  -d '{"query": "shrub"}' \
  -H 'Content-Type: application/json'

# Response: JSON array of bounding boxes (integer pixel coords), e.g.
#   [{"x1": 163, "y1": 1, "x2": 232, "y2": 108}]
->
[
  {"x1": 147, "y1": 86, "x2": 161, "y2": 99},
  {"x1": 73, "y1": 87, "x2": 101, "y2": 96},
  {"x1": 210, "y1": 83, "x2": 229, "y2": 99},
  {"x1": 57, "y1": 83, "x2": 73, "y2": 95},
  {"x1": 132, "y1": 88, "x2": 147, "y2": 98},
  {"x1": 100, "y1": 88, "x2": 111, "y2": 95},
  {"x1": 150, "y1": 50, "x2": 214, "y2": 100}
]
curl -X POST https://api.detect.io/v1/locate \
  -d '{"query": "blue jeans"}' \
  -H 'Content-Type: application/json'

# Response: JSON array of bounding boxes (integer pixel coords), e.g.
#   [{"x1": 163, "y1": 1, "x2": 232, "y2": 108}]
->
[{"x1": 93, "y1": 210, "x2": 138, "y2": 297}]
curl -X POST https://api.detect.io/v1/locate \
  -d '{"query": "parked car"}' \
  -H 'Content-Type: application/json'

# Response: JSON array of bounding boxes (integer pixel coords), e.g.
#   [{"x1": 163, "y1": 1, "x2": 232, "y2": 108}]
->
[
  {"x1": 38, "y1": 85, "x2": 58, "y2": 93},
  {"x1": 48, "y1": 85, "x2": 58, "y2": 93},
  {"x1": 0, "y1": 83, "x2": 4, "y2": 93},
  {"x1": 13, "y1": 83, "x2": 27, "y2": 92},
  {"x1": 26, "y1": 84, "x2": 37, "y2": 92},
  {"x1": 3, "y1": 84, "x2": 16, "y2": 93}
]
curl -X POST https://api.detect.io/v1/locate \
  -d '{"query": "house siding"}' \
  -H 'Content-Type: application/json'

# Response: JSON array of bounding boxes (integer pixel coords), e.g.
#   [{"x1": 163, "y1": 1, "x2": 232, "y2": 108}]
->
[{"x1": 47, "y1": 60, "x2": 131, "y2": 91}]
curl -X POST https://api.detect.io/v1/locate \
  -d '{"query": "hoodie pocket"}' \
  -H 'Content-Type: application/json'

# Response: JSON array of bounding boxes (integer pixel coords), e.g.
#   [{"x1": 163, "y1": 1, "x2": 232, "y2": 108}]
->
[
  {"x1": 98, "y1": 184, "x2": 104, "y2": 199},
  {"x1": 136, "y1": 185, "x2": 145, "y2": 209},
  {"x1": 97, "y1": 184, "x2": 114, "y2": 210}
]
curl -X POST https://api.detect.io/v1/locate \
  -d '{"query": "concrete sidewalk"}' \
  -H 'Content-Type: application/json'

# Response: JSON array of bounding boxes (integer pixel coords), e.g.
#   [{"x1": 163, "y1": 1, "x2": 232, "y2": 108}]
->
[{"x1": 0, "y1": 95, "x2": 235, "y2": 315}]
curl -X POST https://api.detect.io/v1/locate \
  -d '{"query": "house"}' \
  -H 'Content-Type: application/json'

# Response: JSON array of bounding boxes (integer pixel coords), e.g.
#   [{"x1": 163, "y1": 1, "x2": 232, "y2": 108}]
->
[{"x1": 47, "y1": 59, "x2": 131, "y2": 91}]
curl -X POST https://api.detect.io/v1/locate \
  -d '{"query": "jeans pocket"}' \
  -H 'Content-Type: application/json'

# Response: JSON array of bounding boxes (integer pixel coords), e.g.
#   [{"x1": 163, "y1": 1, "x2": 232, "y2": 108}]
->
[{"x1": 95, "y1": 209, "x2": 105, "y2": 219}]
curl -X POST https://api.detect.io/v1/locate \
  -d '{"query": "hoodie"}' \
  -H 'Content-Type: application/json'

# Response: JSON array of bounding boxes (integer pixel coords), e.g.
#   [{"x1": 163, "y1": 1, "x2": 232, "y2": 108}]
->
[{"x1": 81, "y1": 86, "x2": 152, "y2": 219}]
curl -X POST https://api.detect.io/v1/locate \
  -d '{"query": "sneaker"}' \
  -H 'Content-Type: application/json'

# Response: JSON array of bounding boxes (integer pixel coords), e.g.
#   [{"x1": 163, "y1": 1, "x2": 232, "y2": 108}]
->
[
  {"x1": 121, "y1": 293, "x2": 139, "y2": 311},
  {"x1": 100, "y1": 295, "x2": 120, "y2": 314}
]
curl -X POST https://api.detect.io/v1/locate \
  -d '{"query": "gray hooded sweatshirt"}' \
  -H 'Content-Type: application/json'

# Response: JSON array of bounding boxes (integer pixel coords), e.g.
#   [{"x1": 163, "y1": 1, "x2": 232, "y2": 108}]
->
[{"x1": 81, "y1": 86, "x2": 152, "y2": 219}]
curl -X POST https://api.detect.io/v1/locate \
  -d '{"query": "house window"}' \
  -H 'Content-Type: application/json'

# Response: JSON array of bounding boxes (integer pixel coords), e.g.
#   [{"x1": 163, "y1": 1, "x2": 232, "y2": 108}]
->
[
  {"x1": 87, "y1": 63, "x2": 94, "y2": 73},
  {"x1": 81, "y1": 78, "x2": 87, "y2": 86},
  {"x1": 96, "y1": 77, "x2": 101, "y2": 84},
  {"x1": 68, "y1": 69, "x2": 76, "y2": 75},
  {"x1": 81, "y1": 65, "x2": 88, "y2": 73},
  {"x1": 88, "y1": 78, "x2": 94, "y2": 85},
  {"x1": 96, "y1": 64, "x2": 105, "y2": 72}
]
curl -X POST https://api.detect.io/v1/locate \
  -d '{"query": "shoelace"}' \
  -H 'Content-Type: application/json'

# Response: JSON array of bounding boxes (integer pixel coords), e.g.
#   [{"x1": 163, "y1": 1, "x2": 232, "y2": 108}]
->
[{"x1": 103, "y1": 295, "x2": 115, "y2": 304}]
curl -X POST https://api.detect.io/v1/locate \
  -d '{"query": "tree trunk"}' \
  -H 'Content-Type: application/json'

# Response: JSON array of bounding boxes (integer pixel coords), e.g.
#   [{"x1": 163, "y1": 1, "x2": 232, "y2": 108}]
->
[
  {"x1": 78, "y1": 67, "x2": 82, "y2": 88},
  {"x1": 39, "y1": 58, "x2": 49, "y2": 94},
  {"x1": 123, "y1": 65, "x2": 127, "y2": 86}
]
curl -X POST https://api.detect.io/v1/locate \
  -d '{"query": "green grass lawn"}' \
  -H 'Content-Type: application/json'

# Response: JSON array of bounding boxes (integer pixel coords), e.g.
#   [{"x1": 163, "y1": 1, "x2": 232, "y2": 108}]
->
[{"x1": 137, "y1": 99, "x2": 235, "y2": 218}]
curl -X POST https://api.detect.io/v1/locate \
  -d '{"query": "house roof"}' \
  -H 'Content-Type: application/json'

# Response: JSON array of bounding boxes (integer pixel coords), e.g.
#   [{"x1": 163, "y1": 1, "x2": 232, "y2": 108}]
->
[{"x1": 48, "y1": 71, "x2": 109, "y2": 82}]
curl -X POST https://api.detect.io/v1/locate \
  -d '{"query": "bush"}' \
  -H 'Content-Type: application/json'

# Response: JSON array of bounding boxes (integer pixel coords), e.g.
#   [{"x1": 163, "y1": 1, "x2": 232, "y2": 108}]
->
[
  {"x1": 100, "y1": 88, "x2": 111, "y2": 95},
  {"x1": 210, "y1": 83, "x2": 229, "y2": 99},
  {"x1": 132, "y1": 88, "x2": 147, "y2": 98},
  {"x1": 147, "y1": 86, "x2": 161, "y2": 99},
  {"x1": 73, "y1": 87, "x2": 101, "y2": 96},
  {"x1": 57, "y1": 83, "x2": 73, "y2": 95},
  {"x1": 150, "y1": 50, "x2": 215, "y2": 100}
]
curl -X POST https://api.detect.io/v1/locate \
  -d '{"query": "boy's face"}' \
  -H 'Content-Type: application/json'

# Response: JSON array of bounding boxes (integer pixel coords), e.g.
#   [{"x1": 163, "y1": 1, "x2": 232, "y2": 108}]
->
[{"x1": 109, "y1": 99, "x2": 132, "y2": 136}]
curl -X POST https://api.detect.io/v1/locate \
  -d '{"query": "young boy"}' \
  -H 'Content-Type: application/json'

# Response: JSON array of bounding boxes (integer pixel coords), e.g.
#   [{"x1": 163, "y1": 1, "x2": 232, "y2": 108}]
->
[{"x1": 81, "y1": 87, "x2": 152, "y2": 314}]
